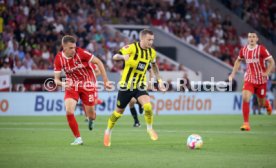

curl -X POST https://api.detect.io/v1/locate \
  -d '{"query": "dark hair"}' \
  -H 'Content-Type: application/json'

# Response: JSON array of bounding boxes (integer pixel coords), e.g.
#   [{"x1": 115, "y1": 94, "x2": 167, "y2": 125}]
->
[
  {"x1": 62, "y1": 35, "x2": 76, "y2": 45},
  {"x1": 140, "y1": 29, "x2": 154, "y2": 37}
]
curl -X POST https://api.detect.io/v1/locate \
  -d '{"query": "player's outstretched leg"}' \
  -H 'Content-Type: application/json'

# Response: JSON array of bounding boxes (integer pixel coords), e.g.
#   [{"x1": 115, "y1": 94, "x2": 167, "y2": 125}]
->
[
  {"x1": 84, "y1": 105, "x2": 96, "y2": 131},
  {"x1": 265, "y1": 99, "x2": 272, "y2": 115},
  {"x1": 67, "y1": 114, "x2": 83, "y2": 145},
  {"x1": 88, "y1": 119, "x2": 94, "y2": 130},
  {"x1": 143, "y1": 103, "x2": 158, "y2": 140},
  {"x1": 104, "y1": 111, "x2": 122, "y2": 147}
]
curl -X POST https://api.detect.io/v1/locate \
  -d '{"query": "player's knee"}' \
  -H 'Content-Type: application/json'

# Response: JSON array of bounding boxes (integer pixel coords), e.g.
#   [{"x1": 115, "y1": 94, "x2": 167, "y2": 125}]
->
[
  {"x1": 66, "y1": 111, "x2": 74, "y2": 115},
  {"x1": 129, "y1": 103, "x2": 134, "y2": 108},
  {"x1": 242, "y1": 95, "x2": 251, "y2": 102},
  {"x1": 242, "y1": 98, "x2": 250, "y2": 103},
  {"x1": 86, "y1": 107, "x2": 96, "y2": 119},
  {"x1": 130, "y1": 97, "x2": 137, "y2": 104},
  {"x1": 66, "y1": 108, "x2": 75, "y2": 115},
  {"x1": 129, "y1": 101, "x2": 135, "y2": 108},
  {"x1": 143, "y1": 103, "x2": 152, "y2": 112}
]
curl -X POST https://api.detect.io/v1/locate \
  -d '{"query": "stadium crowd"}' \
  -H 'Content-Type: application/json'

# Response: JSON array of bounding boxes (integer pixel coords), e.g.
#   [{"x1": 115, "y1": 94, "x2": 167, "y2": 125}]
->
[
  {"x1": 220, "y1": 0, "x2": 276, "y2": 44},
  {"x1": 0, "y1": 0, "x2": 261, "y2": 72},
  {"x1": 0, "y1": 0, "x2": 179, "y2": 74}
]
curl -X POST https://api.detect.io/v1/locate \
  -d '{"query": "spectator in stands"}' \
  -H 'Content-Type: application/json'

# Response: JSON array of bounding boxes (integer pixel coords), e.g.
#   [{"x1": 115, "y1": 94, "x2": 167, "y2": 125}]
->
[
  {"x1": 22, "y1": 53, "x2": 34, "y2": 70},
  {"x1": 221, "y1": 0, "x2": 276, "y2": 44},
  {"x1": 239, "y1": 33, "x2": 248, "y2": 46},
  {"x1": 1, "y1": 0, "x2": 248, "y2": 93},
  {"x1": 178, "y1": 64, "x2": 187, "y2": 72},
  {"x1": 0, "y1": 58, "x2": 12, "y2": 74},
  {"x1": 219, "y1": 48, "x2": 232, "y2": 65},
  {"x1": 18, "y1": 46, "x2": 25, "y2": 61},
  {"x1": 13, "y1": 60, "x2": 27, "y2": 73},
  {"x1": 86, "y1": 40, "x2": 96, "y2": 53},
  {"x1": 41, "y1": 45, "x2": 50, "y2": 61}
]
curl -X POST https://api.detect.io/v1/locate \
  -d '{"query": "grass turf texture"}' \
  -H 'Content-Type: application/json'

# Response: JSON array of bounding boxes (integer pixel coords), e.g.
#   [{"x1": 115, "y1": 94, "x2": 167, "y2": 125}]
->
[{"x1": 0, "y1": 115, "x2": 275, "y2": 168}]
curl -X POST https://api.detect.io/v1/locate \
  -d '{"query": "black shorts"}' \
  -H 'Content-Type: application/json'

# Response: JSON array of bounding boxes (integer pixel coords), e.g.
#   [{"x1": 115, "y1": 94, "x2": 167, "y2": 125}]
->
[{"x1": 116, "y1": 89, "x2": 149, "y2": 109}]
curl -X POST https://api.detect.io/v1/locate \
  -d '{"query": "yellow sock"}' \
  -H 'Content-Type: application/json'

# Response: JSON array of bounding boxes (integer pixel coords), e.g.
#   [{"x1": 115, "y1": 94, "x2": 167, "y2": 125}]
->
[
  {"x1": 143, "y1": 103, "x2": 153, "y2": 127},
  {"x1": 107, "y1": 111, "x2": 122, "y2": 130}
]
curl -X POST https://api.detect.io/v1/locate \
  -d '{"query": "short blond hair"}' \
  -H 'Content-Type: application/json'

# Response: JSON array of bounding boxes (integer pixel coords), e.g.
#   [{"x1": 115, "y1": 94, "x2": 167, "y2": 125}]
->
[
  {"x1": 62, "y1": 35, "x2": 76, "y2": 45},
  {"x1": 139, "y1": 29, "x2": 154, "y2": 39}
]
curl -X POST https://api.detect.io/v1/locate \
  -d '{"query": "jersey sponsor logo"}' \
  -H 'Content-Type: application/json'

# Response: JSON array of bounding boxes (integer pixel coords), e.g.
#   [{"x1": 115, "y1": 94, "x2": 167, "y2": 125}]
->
[
  {"x1": 137, "y1": 61, "x2": 146, "y2": 71},
  {"x1": 65, "y1": 64, "x2": 85, "y2": 73},
  {"x1": 245, "y1": 58, "x2": 259, "y2": 64}
]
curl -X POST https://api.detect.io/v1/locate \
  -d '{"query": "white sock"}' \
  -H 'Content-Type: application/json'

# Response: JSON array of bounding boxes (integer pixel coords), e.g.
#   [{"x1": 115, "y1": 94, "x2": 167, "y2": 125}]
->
[
  {"x1": 147, "y1": 124, "x2": 152, "y2": 130},
  {"x1": 105, "y1": 128, "x2": 111, "y2": 134}
]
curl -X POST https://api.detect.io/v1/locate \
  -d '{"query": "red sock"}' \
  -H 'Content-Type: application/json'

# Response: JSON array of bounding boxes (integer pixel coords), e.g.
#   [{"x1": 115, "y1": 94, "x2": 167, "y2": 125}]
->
[
  {"x1": 66, "y1": 114, "x2": 80, "y2": 138},
  {"x1": 242, "y1": 102, "x2": 250, "y2": 123},
  {"x1": 265, "y1": 100, "x2": 269, "y2": 108},
  {"x1": 97, "y1": 99, "x2": 103, "y2": 105}
]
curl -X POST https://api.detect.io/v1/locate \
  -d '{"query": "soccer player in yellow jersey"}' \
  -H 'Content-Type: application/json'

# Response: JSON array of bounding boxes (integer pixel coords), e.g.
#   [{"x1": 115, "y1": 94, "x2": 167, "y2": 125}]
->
[{"x1": 103, "y1": 29, "x2": 166, "y2": 147}]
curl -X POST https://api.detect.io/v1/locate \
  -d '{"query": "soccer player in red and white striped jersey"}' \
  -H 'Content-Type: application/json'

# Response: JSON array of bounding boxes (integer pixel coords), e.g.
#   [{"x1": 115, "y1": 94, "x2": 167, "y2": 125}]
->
[
  {"x1": 54, "y1": 35, "x2": 111, "y2": 145},
  {"x1": 229, "y1": 32, "x2": 275, "y2": 131}
]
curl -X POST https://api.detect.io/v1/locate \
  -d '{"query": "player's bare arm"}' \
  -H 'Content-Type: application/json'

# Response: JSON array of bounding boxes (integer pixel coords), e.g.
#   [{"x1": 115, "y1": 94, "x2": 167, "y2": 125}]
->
[
  {"x1": 263, "y1": 57, "x2": 275, "y2": 77},
  {"x1": 151, "y1": 62, "x2": 166, "y2": 92},
  {"x1": 149, "y1": 68, "x2": 154, "y2": 80},
  {"x1": 93, "y1": 64, "x2": 101, "y2": 77},
  {"x1": 54, "y1": 71, "x2": 71, "y2": 88},
  {"x1": 229, "y1": 58, "x2": 242, "y2": 81},
  {"x1": 113, "y1": 54, "x2": 130, "y2": 61},
  {"x1": 54, "y1": 71, "x2": 63, "y2": 86},
  {"x1": 151, "y1": 62, "x2": 162, "y2": 81},
  {"x1": 147, "y1": 68, "x2": 155, "y2": 91},
  {"x1": 90, "y1": 56, "x2": 112, "y2": 89}
]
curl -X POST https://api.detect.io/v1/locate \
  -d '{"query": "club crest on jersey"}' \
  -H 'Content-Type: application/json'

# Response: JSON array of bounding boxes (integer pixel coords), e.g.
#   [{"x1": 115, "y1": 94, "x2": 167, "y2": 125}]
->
[{"x1": 137, "y1": 61, "x2": 147, "y2": 71}]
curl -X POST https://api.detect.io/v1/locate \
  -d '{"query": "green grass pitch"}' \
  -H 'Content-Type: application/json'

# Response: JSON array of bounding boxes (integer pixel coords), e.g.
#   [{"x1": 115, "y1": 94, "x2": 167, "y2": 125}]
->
[{"x1": 0, "y1": 115, "x2": 275, "y2": 168}]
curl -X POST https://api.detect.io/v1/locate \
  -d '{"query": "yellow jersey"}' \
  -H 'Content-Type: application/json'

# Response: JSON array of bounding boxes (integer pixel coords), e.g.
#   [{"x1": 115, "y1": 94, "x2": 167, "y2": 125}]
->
[{"x1": 118, "y1": 42, "x2": 156, "y2": 89}]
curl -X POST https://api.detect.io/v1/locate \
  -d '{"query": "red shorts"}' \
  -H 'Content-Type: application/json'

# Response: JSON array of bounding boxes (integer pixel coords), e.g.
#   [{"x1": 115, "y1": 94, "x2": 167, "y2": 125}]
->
[
  {"x1": 65, "y1": 86, "x2": 96, "y2": 106},
  {"x1": 242, "y1": 81, "x2": 267, "y2": 98}
]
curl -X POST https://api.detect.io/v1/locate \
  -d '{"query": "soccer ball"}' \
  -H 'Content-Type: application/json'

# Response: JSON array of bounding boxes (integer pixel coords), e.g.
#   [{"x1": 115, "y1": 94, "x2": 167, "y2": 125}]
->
[{"x1": 186, "y1": 134, "x2": 203, "y2": 149}]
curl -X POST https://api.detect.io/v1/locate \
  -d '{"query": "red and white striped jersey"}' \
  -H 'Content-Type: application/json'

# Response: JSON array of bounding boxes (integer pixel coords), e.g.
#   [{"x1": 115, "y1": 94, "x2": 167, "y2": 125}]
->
[
  {"x1": 239, "y1": 45, "x2": 272, "y2": 84},
  {"x1": 54, "y1": 47, "x2": 97, "y2": 86}
]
